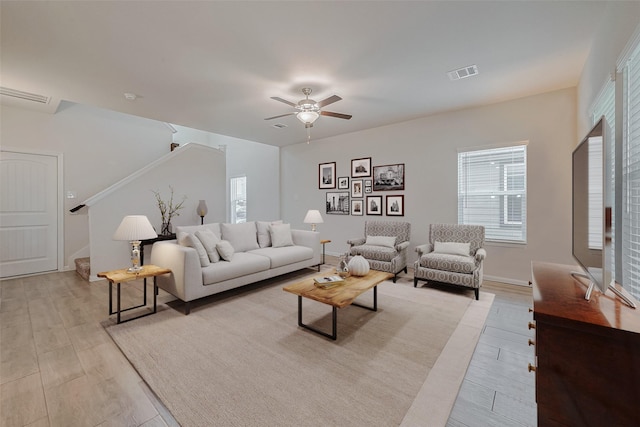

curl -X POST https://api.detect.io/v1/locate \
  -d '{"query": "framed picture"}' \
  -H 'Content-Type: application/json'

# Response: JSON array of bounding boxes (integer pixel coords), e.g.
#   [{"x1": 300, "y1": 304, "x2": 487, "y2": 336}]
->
[
  {"x1": 351, "y1": 157, "x2": 372, "y2": 178},
  {"x1": 365, "y1": 186, "x2": 372, "y2": 194},
  {"x1": 326, "y1": 192, "x2": 350, "y2": 215},
  {"x1": 351, "y1": 200, "x2": 364, "y2": 216},
  {"x1": 338, "y1": 176, "x2": 349, "y2": 189},
  {"x1": 373, "y1": 163, "x2": 405, "y2": 191},
  {"x1": 351, "y1": 179, "x2": 363, "y2": 198},
  {"x1": 319, "y1": 162, "x2": 336, "y2": 189},
  {"x1": 386, "y1": 195, "x2": 404, "y2": 216},
  {"x1": 366, "y1": 196, "x2": 383, "y2": 215}
]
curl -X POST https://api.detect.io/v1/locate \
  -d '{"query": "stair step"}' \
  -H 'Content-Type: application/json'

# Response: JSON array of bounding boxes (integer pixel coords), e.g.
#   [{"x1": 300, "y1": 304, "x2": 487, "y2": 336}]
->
[{"x1": 75, "y1": 257, "x2": 90, "y2": 281}]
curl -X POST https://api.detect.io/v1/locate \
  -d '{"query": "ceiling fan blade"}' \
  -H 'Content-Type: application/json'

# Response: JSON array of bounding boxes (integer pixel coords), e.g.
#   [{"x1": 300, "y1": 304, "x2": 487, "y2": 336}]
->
[
  {"x1": 270, "y1": 96, "x2": 297, "y2": 107},
  {"x1": 316, "y1": 95, "x2": 342, "y2": 108},
  {"x1": 320, "y1": 111, "x2": 352, "y2": 120},
  {"x1": 264, "y1": 112, "x2": 296, "y2": 120}
]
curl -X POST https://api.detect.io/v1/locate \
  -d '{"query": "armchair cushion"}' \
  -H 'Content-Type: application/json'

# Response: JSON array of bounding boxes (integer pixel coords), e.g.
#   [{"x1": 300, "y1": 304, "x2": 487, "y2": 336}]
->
[
  {"x1": 350, "y1": 245, "x2": 397, "y2": 262},
  {"x1": 434, "y1": 241, "x2": 471, "y2": 257},
  {"x1": 420, "y1": 253, "x2": 476, "y2": 274},
  {"x1": 365, "y1": 235, "x2": 396, "y2": 248}
]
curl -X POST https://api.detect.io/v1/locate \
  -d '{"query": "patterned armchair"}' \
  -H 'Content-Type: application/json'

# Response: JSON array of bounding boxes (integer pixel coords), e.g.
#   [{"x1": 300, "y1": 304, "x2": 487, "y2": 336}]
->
[
  {"x1": 413, "y1": 224, "x2": 486, "y2": 300},
  {"x1": 347, "y1": 220, "x2": 411, "y2": 283}
]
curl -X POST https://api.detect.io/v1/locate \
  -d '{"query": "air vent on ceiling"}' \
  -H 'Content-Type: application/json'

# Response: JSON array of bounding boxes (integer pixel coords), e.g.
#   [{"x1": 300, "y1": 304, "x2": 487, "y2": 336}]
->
[
  {"x1": 447, "y1": 64, "x2": 479, "y2": 81},
  {"x1": 273, "y1": 123, "x2": 288, "y2": 129},
  {"x1": 0, "y1": 86, "x2": 51, "y2": 104}
]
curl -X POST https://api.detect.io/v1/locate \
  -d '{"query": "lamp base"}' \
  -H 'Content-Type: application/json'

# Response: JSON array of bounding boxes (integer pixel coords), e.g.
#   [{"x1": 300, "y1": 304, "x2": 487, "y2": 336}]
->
[
  {"x1": 311, "y1": 224, "x2": 317, "y2": 232},
  {"x1": 127, "y1": 265, "x2": 144, "y2": 273}
]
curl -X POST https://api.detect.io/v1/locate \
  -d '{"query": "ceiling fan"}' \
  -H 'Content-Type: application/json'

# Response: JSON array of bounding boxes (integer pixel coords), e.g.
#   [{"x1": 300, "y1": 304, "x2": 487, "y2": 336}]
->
[{"x1": 265, "y1": 87, "x2": 352, "y2": 128}]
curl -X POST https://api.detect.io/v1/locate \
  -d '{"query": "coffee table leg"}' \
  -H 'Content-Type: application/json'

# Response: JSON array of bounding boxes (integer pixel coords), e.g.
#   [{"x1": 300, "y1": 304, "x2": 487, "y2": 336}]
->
[
  {"x1": 117, "y1": 282, "x2": 121, "y2": 324},
  {"x1": 352, "y1": 285, "x2": 378, "y2": 312},
  {"x1": 297, "y1": 296, "x2": 338, "y2": 340}
]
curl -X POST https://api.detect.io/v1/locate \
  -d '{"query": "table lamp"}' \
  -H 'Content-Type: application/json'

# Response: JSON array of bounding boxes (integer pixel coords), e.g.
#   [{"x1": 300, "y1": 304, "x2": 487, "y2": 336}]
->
[
  {"x1": 113, "y1": 215, "x2": 158, "y2": 273},
  {"x1": 197, "y1": 200, "x2": 208, "y2": 225},
  {"x1": 303, "y1": 209, "x2": 324, "y2": 232}
]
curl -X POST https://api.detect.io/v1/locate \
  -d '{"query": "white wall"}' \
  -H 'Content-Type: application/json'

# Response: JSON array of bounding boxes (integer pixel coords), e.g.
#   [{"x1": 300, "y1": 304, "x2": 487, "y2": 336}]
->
[
  {"x1": 281, "y1": 88, "x2": 577, "y2": 284},
  {"x1": 577, "y1": 2, "x2": 640, "y2": 136},
  {"x1": 88, "y1": 144, "x2": 226, "y2": 278},
  {"x1": 172, "y1": 125, "x2": 280, "y2": 222}
]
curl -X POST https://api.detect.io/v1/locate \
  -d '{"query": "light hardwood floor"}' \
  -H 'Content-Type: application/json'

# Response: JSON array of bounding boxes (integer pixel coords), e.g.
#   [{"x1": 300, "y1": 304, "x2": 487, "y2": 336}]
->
[{"x1": 1, "y1": 259, "x2": 535, "y2": 427}]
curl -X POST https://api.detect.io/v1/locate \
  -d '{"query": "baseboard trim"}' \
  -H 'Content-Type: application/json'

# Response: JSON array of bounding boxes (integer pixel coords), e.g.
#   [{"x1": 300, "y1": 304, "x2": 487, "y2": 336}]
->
[{"x1": 485, "y1": 274, "x2": 529, "y2": 287}]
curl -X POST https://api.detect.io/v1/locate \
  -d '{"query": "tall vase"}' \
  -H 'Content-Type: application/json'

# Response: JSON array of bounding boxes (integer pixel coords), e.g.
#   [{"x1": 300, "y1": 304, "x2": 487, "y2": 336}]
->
[{"x1": 160, "y1": 221, "x2": 172, "y2": 236}]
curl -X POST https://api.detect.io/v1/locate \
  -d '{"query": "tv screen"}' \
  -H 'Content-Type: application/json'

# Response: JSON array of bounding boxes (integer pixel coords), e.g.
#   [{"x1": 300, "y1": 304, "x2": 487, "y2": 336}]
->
[{"x1": 572, "y1": 117, "x2": 611, "y2": 295}]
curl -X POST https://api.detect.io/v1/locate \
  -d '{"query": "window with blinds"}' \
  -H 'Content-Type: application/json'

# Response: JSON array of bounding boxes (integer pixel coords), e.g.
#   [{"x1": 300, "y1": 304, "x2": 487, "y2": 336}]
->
[
  {"x1": 622, "y1": 39, "x2": 640, "y2": 300},
  {"x1": 458, "y1": 144, "x2": 527, "y2": 243},
  {"x1": 230, "y1": 176, "x2": 247, "y2": 224}
]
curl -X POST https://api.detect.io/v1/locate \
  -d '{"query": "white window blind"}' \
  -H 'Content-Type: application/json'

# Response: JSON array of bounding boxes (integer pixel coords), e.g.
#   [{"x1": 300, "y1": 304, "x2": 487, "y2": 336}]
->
[
  {"x1": 622, "y1": 40, "x2": 640, "y2": 299},
  {"x1": 458, "y1": 144, "x2": 527, "y2": 243},
  {"x1": 230, "y1": 176, "x2": 247, "y2": 224}
]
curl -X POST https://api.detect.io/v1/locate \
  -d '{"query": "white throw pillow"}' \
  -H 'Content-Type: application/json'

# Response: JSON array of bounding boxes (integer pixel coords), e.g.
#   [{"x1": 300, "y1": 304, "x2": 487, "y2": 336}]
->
[
  {"x1": 184, "y1": 233, "x2": 211, "y2": 267},
  {"x1": 176, "y1": 223, "x2": 221, "y2": 246},
  {"x1": 270, "y1": 223, "x2": 294, "y2": 248},
  {"x1": 365, "y1": 235, "x2": 396, "y2": 248},
  {"x1": 216, "y1": 240, "x2": 235, "y2": 261},
  {"x1": 433, "y1": 241, "x2": 471, "y2": 257},
  {"x1": 195, "y1": 229, "x2": 221, "y2": 263},
  {"x1": 257, "y1": 220, "x2": 283, "y2": 248},
  {"x1": 221, "y1": 222, "x2": 259, "y2": 252}
]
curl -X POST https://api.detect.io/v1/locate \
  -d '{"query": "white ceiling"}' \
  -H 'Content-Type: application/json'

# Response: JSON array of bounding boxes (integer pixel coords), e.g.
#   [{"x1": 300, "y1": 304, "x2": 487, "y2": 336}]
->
[{"x1": 0, "y1": 1, "x2": 612, "y2": 147}]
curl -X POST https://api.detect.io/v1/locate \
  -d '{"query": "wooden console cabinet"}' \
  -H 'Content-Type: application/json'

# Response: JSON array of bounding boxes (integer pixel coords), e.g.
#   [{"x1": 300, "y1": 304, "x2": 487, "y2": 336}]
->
[{"x1": 531, "y1": 262, "x2": 640, "y2": 426}]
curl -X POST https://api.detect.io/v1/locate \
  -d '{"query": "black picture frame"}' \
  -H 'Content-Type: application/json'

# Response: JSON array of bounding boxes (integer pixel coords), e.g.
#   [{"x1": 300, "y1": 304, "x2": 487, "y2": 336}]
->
[
  {"x1": 326, "y1": 192, "x2": 350, "y2": 215},
  {"x1": 366, "y1": 195, "x2": 383, "y2": 215},
  {"x1": 319, "y1": 162, "x2": 336, "y2": 189},
  {"x1": 338, "y1": 176, "x2": 349, "y2": 189},
  {"x1": 386, "y1": 195, "x2": 404, "y2": 216},
  {"x1": 351, "y1": 199, "x2": 364, "y2": 216},
  {"x1": 373, "y1": 163, "x2": 405, "y2": 191},
  {"x1": 351, "y1": 157, "x2": 372, "y2": 178},
  {"x1": 351, "y1": 179, "x2": 363, "y2": 198}
]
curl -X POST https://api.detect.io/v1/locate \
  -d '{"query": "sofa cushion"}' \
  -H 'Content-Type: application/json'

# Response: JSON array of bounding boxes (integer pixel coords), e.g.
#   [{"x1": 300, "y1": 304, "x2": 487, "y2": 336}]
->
[
  {"x1": 420, "y1": 253, "x2": 476, "y2": 274},
  {"x1": 249, "y1": 246, "x2": 314, "y2": 268},
  {"x1": 365, "y1": 235, "x2": 397, "y2": 248},
  {"x1": 175, "y1": 223, "x2": 221, "y2": 246},
  {"x1": 202, "y1": 252, "x2": 271, "y2": 284},
  {"x1": 195, "y1": 229, "x2": 221, "y2": 263},
  {"x1": 184, "y1": 233, "x2": 210, "y2": 267},
  {"x1": 349, "y1": 244, "x2": 397, "y2": 262},
  {"x1": 216, "y1": 240, "x2": 235, "y2": 261},
  {"x1": 221, "y1": 222, "x2": 259, "y2": 252},
  {"x1": 270, "y1": 223, "x2": 293, "y2": 248},
  {"x1": 256, "y1": 220, "x2": 283, "y2": 248},
  {"x1": 434, "y1": 241, "x2": 471, "y2": 257}
]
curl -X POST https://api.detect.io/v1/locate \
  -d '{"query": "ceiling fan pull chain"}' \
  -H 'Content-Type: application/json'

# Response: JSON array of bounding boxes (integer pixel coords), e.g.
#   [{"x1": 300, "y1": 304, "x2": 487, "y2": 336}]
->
[{"x1": 307, "y1": 127, "x2": 311, "y2": 144}]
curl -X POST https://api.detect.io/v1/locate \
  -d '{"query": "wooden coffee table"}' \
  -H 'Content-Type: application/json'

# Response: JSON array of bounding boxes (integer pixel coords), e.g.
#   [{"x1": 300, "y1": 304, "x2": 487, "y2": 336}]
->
[{"x1": 283, "y1": 270, "x2": 393, "y2": 340}]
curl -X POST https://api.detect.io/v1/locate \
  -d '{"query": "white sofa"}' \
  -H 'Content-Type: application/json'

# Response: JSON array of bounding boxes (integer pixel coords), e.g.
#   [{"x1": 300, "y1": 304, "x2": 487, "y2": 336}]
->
[{"x1": 150, "y1": 221, "x2": 321, "y2": 314}]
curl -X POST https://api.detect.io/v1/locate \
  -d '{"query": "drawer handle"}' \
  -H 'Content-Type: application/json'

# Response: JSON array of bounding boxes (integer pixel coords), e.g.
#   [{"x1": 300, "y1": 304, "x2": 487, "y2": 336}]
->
[
  {"x1": 528, "y1": 307, "x2": 533, "y2": 313},
  {"x1": 528, "y1": 363, "x2": 536, "y2": 372},
  {"x1": 528, "y1": 322, "x2": 536, "y2": 330},
  {"x1": 528, "y1": 339, "x2": 535, "y2": 346}
]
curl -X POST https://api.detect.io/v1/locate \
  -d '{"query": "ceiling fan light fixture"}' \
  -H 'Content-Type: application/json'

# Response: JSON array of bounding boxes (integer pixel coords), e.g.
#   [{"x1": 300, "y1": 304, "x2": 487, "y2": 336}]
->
[{"x1": 297, "y1": 110, "x2": 319, "y2": 124}]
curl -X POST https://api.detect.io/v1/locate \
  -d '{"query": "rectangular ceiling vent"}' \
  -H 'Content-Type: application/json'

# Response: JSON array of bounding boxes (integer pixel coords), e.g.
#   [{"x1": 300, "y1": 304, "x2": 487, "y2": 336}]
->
[
  {"x1": 273, "y1": 123, "x2": 288, "y2": 129},
  {"x1": 0, "y1": 86, "x2": 51, "y2": 104},
  {"x1": 447, "y1": 64, "x2": 479, "y2": 81}
]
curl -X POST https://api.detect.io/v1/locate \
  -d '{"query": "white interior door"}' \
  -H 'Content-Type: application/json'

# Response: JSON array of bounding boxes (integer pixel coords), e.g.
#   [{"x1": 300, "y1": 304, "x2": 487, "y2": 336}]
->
[{"x1": 0, "y1": 151, "x2": 58, "y2": 278}]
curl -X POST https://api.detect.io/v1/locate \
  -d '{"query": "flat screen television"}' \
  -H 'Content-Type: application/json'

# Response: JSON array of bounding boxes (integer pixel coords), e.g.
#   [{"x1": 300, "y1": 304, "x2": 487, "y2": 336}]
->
[{"x1": 572, "y1": 117, "x2": 635, "y2": 307}]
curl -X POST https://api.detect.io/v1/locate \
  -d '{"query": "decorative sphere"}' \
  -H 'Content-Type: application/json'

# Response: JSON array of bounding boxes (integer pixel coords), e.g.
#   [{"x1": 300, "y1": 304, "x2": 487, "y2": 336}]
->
[{"x1": 348, "y1": 255, "x2": 370, "y2": 276}]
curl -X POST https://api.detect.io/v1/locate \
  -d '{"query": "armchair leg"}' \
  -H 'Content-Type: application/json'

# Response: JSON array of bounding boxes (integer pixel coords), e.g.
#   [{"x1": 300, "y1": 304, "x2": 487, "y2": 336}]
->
[
  {"x1": 393, "y1": 274, "x2": 397, "y2": 284},
  {"x1": 413, "y1": 277, "x2": 418, "y2": 287},
  {"x1": 474, "y1": 288, "x2": 479, "y2": 300},
  {"x1": 404, "y1": 267, "x2": 408, "y2": 274}
]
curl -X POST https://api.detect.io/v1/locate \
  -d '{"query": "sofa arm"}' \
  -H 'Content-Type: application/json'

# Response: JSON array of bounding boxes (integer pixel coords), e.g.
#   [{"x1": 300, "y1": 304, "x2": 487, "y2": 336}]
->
[
  {"x1": 150, "y1": 241, "x2": 203, "y2": 301},
  {"x1": 475, "y1": 248, "x2": 487, "y2": 261},
  {"x1": 415, "y1": 243, "x2": 433, "y2": 256},
  {"x1": 347, "y1": 238, "x2": 366, "y2": 247},
  {"x1": 396, "y1": 241, "x2": 410, "y2": 252},
  {"x1": 291, "y1": 229, "x2": 321, "y2": 264}
]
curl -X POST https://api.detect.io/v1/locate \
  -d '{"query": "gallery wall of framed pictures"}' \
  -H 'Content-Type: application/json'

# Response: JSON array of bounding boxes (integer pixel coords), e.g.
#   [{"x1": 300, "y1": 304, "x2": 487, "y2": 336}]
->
[{"x1": 319, "y1": 157, "x2": 405, "y2": 217}]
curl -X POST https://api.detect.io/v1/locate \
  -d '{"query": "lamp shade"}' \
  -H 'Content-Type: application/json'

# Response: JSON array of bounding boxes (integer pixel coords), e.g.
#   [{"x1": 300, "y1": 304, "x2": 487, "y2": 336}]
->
[
  {"x1": 113, "y1": 215, "x2": 158, "y2": 241},
  {"x1": 303, "y1": 209, "x2": 324, "y2": 225},
  {"x1": 297, "y1": 111, "x2": 319, "y2": 124},
  {"x1": 197, "y1": 200, "x2": 208, "y2": 217}
]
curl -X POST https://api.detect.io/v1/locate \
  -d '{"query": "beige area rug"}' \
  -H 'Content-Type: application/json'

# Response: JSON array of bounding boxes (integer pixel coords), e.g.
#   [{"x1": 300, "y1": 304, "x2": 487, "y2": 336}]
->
[{"x1": 106, "y1": 271, "x2": 494, "y2": 427}]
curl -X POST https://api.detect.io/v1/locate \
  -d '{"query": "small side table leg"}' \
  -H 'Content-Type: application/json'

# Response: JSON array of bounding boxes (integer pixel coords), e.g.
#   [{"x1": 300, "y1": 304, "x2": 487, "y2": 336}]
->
[
  {"x1": 116, "y1": 282, "x2": 122, "y2": 324},
  {"x1": 109, "y1": 282, "x2": 113, "y2": 315},
  {"x1": 153, "y1": 276, "x2": 158, "y2": 314}
]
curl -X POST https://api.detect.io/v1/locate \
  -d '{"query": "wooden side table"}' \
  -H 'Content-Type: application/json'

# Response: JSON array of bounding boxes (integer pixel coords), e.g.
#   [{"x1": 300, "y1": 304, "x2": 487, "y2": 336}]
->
[
  {"x1": 320, "y1": 239, "x2": 331, "y2": 265},
  {"x1": 97, "y1": 265, "x2": 171, "y2": 324}
]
